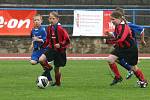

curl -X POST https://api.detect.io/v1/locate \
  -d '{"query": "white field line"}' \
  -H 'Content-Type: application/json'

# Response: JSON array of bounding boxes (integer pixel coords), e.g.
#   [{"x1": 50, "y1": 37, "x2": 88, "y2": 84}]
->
[{"x1": 0, "y1": 56, "x2": 150, "y2": 60}]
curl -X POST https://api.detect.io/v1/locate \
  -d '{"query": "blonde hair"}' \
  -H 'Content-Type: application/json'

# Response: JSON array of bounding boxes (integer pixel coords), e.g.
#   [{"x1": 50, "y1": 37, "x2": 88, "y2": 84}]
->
[
  {"x1": 34, "y1": 14, "x2": 42, "y2": 20},
  {"x1": 49, "y1": 11, "x2": 59, "y2": 18}
]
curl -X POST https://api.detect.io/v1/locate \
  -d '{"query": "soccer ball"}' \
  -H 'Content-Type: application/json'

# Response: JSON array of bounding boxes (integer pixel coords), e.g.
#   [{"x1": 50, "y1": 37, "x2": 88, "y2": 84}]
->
[
  {"x1": 137, "y1": 80, "x2": 141, "y2": 86},
  {"x1": 137, "y1": 80, "x2": 148, "y2": 88},
  {"x1": 36, "y1": 76, "x2": 49, "y2": 89}
]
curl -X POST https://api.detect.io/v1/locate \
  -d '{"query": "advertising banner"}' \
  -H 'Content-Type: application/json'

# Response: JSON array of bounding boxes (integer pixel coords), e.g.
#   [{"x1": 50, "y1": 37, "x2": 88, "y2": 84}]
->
[
  {"x1": 103, "y1": 11, "x2": 114, "y2": 33},
  {"x1": 0, "y1": 10, "x2": 37, "y2": 36},
  {"x1": 73, "y1": 10, "x2": 114, "y2": 36}
]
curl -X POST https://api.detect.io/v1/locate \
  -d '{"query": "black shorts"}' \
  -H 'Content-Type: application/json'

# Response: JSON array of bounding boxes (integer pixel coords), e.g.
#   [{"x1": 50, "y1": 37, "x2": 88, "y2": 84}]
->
[
  {"x1": 44, "y1": 48, "x2": 67, "y2": 67},
  {"x1": 111, "y1": 44, "x2": 138, "y2": 66}
]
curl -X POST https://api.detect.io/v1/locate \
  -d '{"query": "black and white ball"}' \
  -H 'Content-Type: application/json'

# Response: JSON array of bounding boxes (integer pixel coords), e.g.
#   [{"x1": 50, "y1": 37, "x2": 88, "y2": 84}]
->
[
  {"x1": 137, "y1": 80, "x2": 148, "y2": 88},
  {"x1": 36, "y1": 76, "x2": 49, "y2": 89},
  {"x1": 137, "y1": 80, "x2": 141, "y2": 86}
]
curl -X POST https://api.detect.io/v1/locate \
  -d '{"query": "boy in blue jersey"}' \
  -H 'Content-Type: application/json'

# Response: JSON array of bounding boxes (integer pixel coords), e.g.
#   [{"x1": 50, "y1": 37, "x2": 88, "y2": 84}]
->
[
  {"x1": 115, "y1": 7, "x2": 146, "y2": 79},
  {"x1": 128, "y1": 22, "x2": 146, "y2": 46},
  {"x1": 29, "y1": 14, "x2": 53, "y2": 83}
]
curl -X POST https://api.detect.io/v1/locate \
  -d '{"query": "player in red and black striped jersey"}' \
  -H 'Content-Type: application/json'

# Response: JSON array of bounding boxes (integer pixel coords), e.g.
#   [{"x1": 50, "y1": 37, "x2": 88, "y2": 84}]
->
[
  {"x1": 105, "y1": 11, "x2": 148, "y2": 87},
  {"x1": 39, "y1": 11, "x2": 70, "y2": 86},
  {"x1": 115, "y1": 7, "x2": 146, "y2": 79}
]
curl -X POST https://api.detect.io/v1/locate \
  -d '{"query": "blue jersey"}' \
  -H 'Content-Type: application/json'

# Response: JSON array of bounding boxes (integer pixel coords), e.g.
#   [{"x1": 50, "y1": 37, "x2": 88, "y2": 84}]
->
[
  {"x1": 128, "y1": 22, "x2": 144, "y2": 39},
  {"x1": 31, "y1": 26, "x2": 47, "y2": 49},
  {"x1": 113, "y1": 22, "x2": 144, "y2": 40},
  {"x1": 31, "y1": 26, "x2": 47, "y2": 61}
]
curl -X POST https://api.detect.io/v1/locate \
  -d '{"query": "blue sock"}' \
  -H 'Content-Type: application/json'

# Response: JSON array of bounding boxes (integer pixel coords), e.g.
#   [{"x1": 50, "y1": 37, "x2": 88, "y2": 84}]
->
[
  {"x1": 46, "y1": 70, "x2": 52, "y2": 81},
  {"x1": 42, "y1": 69, "x2": 52, "y2": 81},
  {"x1": 118, "y1": 58, "x2": 131, "y2": 71}
]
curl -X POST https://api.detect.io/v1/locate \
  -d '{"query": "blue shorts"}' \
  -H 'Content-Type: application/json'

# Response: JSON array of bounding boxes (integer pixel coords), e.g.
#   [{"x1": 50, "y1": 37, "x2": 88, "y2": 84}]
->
[{"x1": 31, "y1": 48, "x2": 46, "y2": 62}]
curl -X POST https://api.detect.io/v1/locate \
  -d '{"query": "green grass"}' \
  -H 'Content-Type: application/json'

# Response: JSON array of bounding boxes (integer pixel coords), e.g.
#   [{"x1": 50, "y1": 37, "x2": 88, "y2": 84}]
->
[{"x1": 0, "y1": 60, "x2": 150, "y2": 100}]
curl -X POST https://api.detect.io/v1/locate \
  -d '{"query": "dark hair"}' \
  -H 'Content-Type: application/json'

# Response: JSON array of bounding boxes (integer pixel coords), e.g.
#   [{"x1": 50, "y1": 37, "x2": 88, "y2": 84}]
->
[
  {"x1": 115, "y1": 7, "x2": 125, "y2": 16},
  {"x1": 111, "y1": 11, "x2": 123, "y2": 19},
  {"x1": 49, "y1": 11, "x2": 59, "y2": 18}
]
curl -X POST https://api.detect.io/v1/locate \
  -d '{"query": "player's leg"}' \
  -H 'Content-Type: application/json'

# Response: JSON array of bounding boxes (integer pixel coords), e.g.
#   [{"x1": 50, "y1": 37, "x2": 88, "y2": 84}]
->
[
  {"x1": 39, "y1": 49, "x2": 53, "y2": 71},
  {"x1": 117, "y1": 58, "x2": 133, "y2": 79},
  {"x1": 107, "y1": 54, "x2": 123, "y2": 85},
  {"x1": 117, "y1": 58, "x2": 131, "y2": 71},
  {"x1": 30, "y1": 60, "x2": 38, "y2": 65},
  {"x1": 30, "y1": 50, "x2": 39, "y2": 65},
  {"x1": 132, "y1": 65, "x2": 144, "y2": 81},
  {"x1": 51, "y1": 52, "x2": 67, "y2": 86},
  {"x1": 107, "y1": 54, "x2": 121, "y2": 78},
  {"x1": 53, "y1": 67, "x2": 61, "y2": 86},
  {"x1": 126, "y1": 70, "x2": 133, "y2": 79},
  {"x1": 132, "y1": 66, "x2": 148, "y2": 88},
  {"x1": 40, "y1": 58, "x2": 53, "y2": 71},
  {"x1": 39, "y1": 54, "x2": 53, "y2": 82},
  {"x1": 127, "y1": 45, "x2": 148, "y2": 88}
]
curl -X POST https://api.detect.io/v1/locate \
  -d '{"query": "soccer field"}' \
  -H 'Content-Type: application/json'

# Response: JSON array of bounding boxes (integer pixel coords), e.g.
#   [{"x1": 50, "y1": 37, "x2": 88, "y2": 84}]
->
[{"x1": 0, "y1": 60, "x2": 150, "y2": 100}]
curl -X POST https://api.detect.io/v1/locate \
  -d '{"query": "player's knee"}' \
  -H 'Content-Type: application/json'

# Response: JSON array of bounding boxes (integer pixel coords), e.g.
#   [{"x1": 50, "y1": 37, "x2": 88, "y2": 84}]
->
[
  {"x1": 39, "y1": 56, "x2": 45, "y2": 63},
  {"x1": 30, "y1": 60, "x2": 37, "y2": 65},
  {"x1": 39, "y1": 57, "x2": 42, "y2": 63},
  {"x1": 54, "y1": 67, "x2": 60, "y2": 73},
  {"x1": 107, "y1": 55, "x2": 117, "y2": 64},
  {"x1": 39, "y1": 54, "x2": 46, "y2": 63},
  {"x1": 131, "y1": 65, "x2": 139, "y2": 71},
  {"x1": 107, "y1": 57, "x2": 115, "y2": 64}
]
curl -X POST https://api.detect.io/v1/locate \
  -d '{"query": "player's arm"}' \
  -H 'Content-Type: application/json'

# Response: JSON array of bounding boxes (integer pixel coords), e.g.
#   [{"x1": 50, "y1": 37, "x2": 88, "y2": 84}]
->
[
  {"x1": 116, "y1": 24, "x2": 129, "y2": 43},
  {"x1": 29, "y1": 31, "x2": 34, "y2": 51},
  {"x1": 29, "y1": 41, "x2": 33, "y2": 51},
  {"x1": 104, "y1": 30, "x2": 116, "y2": 44},
  {"x1": 42, "y1": 27, "x2": 50, "y2": 48},
  {"x1": 104, "y1": 30, "x2": 114, "y2": 37},
  {"x1": 104, "y1": 37, "x2": 117, "y2": 44},
  {"x1": 140, "y1": 31, "x2": 146, "y2": 46},
  {"x1": 128, "y1": 22, "x2": 146, "y2": 46},
  {"x1": 57, "y1": 29, "x2": 70, "y2": 48},
  {"x1": 105, "y1": 24, "x2": 129, "y2": 44},
  {"x1": 41, "y1": 28, "x2": 47, "y2": 43},
  {"x1": 32, "y1": 36, "x2": 44, "y2": 43},
  {"x1": 60, "y1": 30, "x2": 70, "y2": 48}
]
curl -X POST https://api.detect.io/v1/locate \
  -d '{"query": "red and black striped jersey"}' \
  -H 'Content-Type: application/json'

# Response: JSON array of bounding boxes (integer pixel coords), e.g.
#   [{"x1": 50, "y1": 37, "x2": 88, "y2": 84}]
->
[
  {"x1": 43, "y1": 23, "x2": 70, "y2": 52},
  {"x1": 106, "y1": 20, "x2": 134, "y2": 48}
]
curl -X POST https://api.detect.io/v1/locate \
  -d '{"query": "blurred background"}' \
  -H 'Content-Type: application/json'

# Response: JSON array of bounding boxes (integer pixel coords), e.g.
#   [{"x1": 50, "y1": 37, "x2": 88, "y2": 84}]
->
[{"x1": 0, "y1": 0, "x2": 149, "y2": 57}]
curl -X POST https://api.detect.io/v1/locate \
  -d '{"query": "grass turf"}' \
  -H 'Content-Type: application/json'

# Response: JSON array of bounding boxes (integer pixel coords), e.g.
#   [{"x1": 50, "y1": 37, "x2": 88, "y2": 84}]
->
[{"x1": 0, "y1": 59, "x2": 150, "y2": 100}]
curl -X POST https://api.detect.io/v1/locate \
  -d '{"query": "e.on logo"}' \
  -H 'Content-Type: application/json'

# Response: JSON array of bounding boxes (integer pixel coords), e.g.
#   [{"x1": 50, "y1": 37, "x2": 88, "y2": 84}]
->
[{"x1": 0, "y1": 16, "x2": 30, "y2": 28}]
